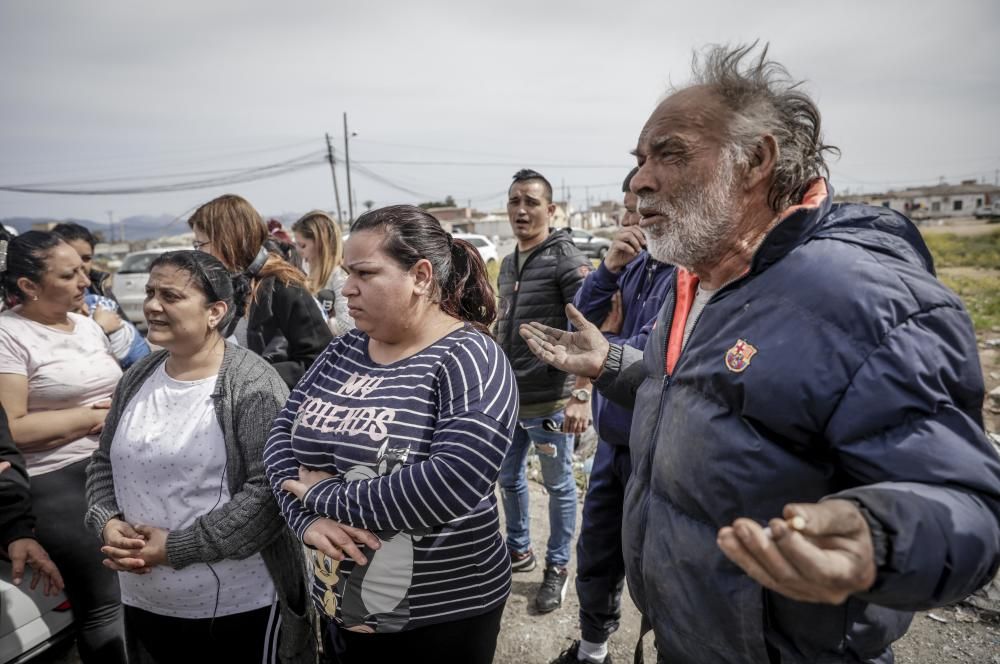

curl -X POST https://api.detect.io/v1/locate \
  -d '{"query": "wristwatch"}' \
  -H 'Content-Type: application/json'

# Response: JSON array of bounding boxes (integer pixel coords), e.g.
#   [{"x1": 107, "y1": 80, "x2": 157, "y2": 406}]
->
[{"x1": 571, "y1": 388, "x2": 592, "y2": 403}]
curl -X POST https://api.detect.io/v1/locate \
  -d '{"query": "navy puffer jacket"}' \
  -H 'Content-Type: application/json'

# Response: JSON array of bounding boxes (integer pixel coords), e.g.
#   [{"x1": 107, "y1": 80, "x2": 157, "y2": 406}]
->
[{"x1": 596, "y1": 182, "x2": 1000, "y2": 663}]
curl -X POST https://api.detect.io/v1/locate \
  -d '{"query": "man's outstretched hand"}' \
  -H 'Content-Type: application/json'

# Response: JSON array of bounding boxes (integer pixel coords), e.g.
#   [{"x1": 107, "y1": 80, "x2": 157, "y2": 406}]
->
[
  {"x1": 519, "y1": 304, "x2": 610, "y2": 380},
  {"x1": 717, "y1": 499, "x2": 877, "y2": 605}
]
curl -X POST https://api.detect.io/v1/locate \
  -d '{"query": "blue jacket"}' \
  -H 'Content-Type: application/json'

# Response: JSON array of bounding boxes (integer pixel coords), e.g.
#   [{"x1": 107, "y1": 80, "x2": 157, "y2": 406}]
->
[
  {"x1": 595, "y1": 183, "x2": 1000, "y2": 663},
  {"x1": 574, "y1": 254, "x2": 673, "y2": 447}
]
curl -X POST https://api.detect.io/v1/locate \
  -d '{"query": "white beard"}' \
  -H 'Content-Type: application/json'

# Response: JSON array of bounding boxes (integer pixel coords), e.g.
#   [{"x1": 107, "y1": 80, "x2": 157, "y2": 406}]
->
[{"x1": 640, "y1": 156, "x2": 740, "y2": 270}]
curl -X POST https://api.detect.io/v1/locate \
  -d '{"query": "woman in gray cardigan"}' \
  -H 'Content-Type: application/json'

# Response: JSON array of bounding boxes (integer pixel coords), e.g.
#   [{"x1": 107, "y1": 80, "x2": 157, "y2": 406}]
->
[{"x1": 85, "y1": 250, "x2": 315, "y2": 664}]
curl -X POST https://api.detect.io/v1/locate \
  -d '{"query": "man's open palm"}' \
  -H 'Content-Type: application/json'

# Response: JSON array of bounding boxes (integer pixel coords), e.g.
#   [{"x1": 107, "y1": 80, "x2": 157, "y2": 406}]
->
[{"x1": 519, "y1": 304, "x2": 610, "y2": 379}]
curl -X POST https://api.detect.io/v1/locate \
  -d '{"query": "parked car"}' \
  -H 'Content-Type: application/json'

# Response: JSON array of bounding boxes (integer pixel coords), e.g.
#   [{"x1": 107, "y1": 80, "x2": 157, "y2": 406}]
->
[
  {"x1": 452, "y1": 232, "x2": 498, "y2": 268},
  {"x1": 566, "y1": 228, "x2": 612, "y2": 259},
  {"x1": 0, "y1": 560, "x2": 74, "y2": 664},
  {"x1": 974, "y1": 202, "x2": 1000, "y2": 220},
  {"x1": 111, "y1": 247, "x2": 174, "y2": 327}
]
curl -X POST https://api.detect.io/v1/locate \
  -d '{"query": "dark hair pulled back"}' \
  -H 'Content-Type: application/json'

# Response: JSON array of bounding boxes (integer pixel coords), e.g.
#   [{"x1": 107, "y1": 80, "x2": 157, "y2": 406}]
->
[
  {"x1": 350, "y1": 205, "x2": 497, "y2": 334},
  {"x1": 149, "y1": 250, "x2": 250, "y2": 335},
  {"x1": 0, "y1": 230, "x2": 65, "y2": 306}
]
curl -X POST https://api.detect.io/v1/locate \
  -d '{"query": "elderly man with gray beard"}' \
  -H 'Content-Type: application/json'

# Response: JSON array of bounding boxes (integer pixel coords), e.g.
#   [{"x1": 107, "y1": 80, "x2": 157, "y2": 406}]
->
[{"x1": 520, "y1": 43, "x2": 1000, "y2": 663}]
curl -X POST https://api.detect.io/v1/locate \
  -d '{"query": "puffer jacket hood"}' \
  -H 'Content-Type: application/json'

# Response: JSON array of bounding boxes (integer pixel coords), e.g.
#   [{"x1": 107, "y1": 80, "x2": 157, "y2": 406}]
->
[{"x1": 607, "y1": 180, "x2": 1000, "y2": 663}]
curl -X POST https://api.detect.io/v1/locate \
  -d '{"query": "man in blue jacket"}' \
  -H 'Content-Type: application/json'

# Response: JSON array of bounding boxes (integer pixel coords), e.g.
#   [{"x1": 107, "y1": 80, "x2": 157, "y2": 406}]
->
[
  {"x1": 520, "y1": 43, "x2": 1000, "y2": 663},
  {"x1": 552, "y1": 169, "x2": 673, "y2": 664}
]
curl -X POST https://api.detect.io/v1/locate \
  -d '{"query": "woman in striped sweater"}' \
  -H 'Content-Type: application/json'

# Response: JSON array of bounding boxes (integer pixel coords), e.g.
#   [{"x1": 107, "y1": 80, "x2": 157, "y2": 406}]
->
[{"x1": 265, "y1": 205, "x2": 518, "y2": 664}]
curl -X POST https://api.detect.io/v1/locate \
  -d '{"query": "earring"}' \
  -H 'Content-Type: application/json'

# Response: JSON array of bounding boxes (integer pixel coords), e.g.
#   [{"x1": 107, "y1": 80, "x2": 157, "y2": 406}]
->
[{"x1": 31, "y1": 295, "x2": 38, "y2": 301}]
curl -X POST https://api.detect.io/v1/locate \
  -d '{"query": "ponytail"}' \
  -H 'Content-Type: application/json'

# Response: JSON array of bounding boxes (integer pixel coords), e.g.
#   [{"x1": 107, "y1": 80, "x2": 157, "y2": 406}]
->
[{"x1": 441, "y1": 239, "x2": 496, "y2": 335}]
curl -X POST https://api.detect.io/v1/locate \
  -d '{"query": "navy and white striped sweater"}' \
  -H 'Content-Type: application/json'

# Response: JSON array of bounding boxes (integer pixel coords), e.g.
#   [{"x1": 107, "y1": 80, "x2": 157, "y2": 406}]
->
[{"x1": 264, "y1": 325, "x2": 518, "y2": 632}]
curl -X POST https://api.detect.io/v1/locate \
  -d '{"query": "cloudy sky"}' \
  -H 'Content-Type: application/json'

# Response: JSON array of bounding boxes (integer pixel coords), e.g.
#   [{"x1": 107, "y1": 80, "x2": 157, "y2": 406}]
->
[{"x1": 1, "y1": 0, "x2": 997, "y2": 226}]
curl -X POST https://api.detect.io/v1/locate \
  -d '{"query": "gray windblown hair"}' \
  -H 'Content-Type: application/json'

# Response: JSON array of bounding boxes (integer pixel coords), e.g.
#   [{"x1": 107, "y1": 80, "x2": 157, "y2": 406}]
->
[{"x1": 688, "y1": 42, "x2": 839, "y2": 212}]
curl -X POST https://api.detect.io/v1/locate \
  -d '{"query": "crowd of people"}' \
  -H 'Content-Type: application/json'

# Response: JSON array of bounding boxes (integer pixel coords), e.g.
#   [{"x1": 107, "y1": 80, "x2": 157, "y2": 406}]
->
[{"x1": 1, "y1": 43, "x2": 999, "y2": 664}]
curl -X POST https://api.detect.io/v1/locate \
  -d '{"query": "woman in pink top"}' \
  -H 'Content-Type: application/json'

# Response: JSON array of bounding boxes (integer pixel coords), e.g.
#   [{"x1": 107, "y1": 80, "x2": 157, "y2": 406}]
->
[{"x1": 0, "y1": 230, "x2": 126, "y2": 664}]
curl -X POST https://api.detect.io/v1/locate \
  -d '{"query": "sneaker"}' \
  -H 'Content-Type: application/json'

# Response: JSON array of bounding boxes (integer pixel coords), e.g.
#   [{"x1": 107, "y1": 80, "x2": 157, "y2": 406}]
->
[
  {"x1": 536, "y1": 565, "x2": 569, "y2": 613},
  {"x1": 510, "y1": 548, "x2": 537, "y2": 573},
  {"x1": 549, "y1": 641, "x2": 613, "y2": 664}
]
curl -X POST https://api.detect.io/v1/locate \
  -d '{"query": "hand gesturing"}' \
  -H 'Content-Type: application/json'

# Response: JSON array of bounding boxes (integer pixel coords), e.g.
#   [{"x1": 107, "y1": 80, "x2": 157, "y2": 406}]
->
[{"x1": 519, "y1": 304, "x2": 610, "y2": 380}]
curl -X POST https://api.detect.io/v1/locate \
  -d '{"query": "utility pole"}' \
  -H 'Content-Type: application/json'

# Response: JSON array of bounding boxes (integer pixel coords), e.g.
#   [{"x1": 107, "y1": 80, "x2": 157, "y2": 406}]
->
[
  {"x1": 106, "y1": 210, "x2": 114, "y2": 243},
  {"x1": 343, "y1": 113, "x2": 355, "y2": 224},
  {"x1": 325, "y1": 133, "x2": 344, "y2": 226}
]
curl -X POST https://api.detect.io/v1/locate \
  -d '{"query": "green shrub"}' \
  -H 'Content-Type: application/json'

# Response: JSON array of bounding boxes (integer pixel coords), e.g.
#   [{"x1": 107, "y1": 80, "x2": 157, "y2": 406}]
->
[
  {"x1": 923, "y1": 230, "x2": 1000, "y2": 269},
  {"x1": 937, "y1": 270, "x2": 1000, "y2": 333}
]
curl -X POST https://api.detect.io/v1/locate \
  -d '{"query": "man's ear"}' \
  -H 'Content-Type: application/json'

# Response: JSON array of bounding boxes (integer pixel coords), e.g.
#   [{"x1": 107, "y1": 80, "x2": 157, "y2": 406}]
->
[
  {"x1": 546, "y1": 202, "x2": 557, "y2": 219},
  {"x1": 744, "y1": 134, "x2": 778, "y2": 192},
  {"x1": 411, "y1": 258, "x2": 435, "y2": 297}
]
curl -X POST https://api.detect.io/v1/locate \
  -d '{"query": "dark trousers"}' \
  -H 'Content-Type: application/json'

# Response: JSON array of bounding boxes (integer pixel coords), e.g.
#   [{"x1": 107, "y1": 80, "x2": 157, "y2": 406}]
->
[
  {"x1": 31, "y1": 459, "x2": 127, "y2": 664},
  {"x1": 575, "y1": 441, "x2": 631, "y2": 644},
  {"x1": 124, "y1": 602, "x2": 281, "y2": 664},
  {"x1": 326, "y1": 603, "x2": 505, "y2": 664}
]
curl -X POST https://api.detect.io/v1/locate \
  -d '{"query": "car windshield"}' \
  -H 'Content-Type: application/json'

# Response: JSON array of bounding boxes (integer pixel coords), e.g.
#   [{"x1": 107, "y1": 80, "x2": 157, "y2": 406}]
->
[{"x1": 118, "y1": 253, "x2": 161, "y2": 274}]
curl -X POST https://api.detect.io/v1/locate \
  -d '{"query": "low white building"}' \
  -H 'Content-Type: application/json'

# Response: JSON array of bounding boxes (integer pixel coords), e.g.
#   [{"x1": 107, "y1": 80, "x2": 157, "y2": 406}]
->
[{"x1": 837, "y1": 180, "x2": 1000, "y2": 219}]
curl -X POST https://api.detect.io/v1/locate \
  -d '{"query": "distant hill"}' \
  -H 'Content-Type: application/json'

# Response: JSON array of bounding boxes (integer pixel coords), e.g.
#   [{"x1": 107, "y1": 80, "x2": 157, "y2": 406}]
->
[{"x1": 2, "y1": 214, "x2": 183, "y2": 241}]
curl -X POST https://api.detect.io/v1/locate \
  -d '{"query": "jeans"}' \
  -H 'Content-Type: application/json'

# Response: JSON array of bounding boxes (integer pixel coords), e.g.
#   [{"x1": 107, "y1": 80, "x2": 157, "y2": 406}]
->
[
  {"x1": 576, "y1": 440, "x2": 631, "y2": 644},
  {"x1": 498, "y1": 412, "x2": 577, "y2": 568},
  {"x1": 31, "y1": 459, "x2": 127, "y2": 664}
]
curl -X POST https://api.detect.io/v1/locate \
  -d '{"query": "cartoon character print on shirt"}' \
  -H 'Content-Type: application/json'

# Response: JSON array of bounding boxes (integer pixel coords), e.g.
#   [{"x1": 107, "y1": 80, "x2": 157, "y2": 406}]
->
[
  {"x1": 294, "y1": 371, "x2": 426, "y2": 633},
  {"x1": 337, "y1": 441, "x2": 424, "y2": 633}
]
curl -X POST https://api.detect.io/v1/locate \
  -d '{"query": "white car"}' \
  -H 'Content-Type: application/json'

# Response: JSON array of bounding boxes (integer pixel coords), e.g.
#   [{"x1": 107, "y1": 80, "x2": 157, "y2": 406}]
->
[
  {"x1": 111, "y1": 248, "x2": 174, "y2": 327},
  {"x1": 452, "y1": 233, "x2": 498, "y2": 268},
  {"x1": 0, "y1": 560, "x2": 74, "y2": 664}
]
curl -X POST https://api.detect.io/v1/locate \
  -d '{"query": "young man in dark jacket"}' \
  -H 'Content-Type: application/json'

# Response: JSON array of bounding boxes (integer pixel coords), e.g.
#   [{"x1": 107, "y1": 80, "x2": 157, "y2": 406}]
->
[
  {"x1": 553, "y1": 169, "x2": 673, "y2": 664},
  {"x1": 520, "y1": 44, "x2": 1000, "y2": 663},
  {"x1": 496, "y1": 169, "x2": 592, "y2": 613}
]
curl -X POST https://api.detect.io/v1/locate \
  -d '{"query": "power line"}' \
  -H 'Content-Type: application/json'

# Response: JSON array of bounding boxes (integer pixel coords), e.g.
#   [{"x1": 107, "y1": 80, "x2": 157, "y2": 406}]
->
[
  {"x1": 350, "y1": 162, "x2": 438, "y2": 199},
  {"x1": 2, "y1": 137, "x2": 321, "y2": 174},
  {"x1": 356, "y1": 159, "x2": 627, "y2": 169},
  {"x1": 0, "y1": 151, "x2": 325, "y2": 196}
]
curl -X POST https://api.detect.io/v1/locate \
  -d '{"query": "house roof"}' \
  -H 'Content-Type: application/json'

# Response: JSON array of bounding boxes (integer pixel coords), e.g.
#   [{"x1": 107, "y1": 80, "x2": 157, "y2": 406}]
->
[{"x1": 837, "y1": 181, "x2": 1000, "y2": 201}]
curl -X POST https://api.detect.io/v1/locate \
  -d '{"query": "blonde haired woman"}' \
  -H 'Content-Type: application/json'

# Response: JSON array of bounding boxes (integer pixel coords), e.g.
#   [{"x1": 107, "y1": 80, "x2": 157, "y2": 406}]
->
[{"x1": 291, "y1": 210, "x2": 354, "y2": 336}]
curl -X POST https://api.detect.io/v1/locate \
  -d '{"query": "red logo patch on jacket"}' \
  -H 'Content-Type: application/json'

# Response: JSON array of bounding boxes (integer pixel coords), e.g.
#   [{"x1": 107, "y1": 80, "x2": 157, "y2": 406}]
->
[{"x1": 725, "y1": 339, "x2": 757, "y2": 373}]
